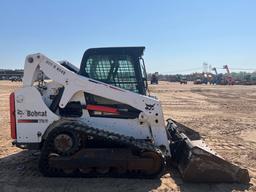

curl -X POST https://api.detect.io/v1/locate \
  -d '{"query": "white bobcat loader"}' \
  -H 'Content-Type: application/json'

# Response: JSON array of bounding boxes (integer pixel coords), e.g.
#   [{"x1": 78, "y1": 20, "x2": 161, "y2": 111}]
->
[{"x1": 10, "y1": 47, "x2": 249, "y2": 182}]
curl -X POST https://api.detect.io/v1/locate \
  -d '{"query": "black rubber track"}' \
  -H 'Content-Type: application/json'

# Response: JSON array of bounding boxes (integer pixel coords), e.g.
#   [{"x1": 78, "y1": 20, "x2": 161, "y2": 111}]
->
[{"x1": 39, "y1": 119, "x2": 165, "y2": 178}]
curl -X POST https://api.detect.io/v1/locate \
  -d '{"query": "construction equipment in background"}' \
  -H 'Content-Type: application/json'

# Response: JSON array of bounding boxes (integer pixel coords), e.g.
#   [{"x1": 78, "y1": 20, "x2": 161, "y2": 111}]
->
[
  {"x1": 150, "y1": 72, "x2": 159, "y2": 84},
  {"x1": 208, "y1": 73, "x2": 215, "y2": 85},
  {"x1": 235, "y1": 74, "x2": 256, "y2": 85},
  {"x1": 179, "y1": 76, "x2": 188, "y2": 84},
  {"x1": 205, "y1": 73, "x2": 214, "y2": 84},
  {"x1": 211, "y1": 67, "x2": 224, "y2": 85},
  {"x1": 223, "y1": 65, "x2": 234, "y2": 85},
  {"x1": 9, "y1": 47, "x2": 249, "y2": 183},
  {"x1": 193, "y1": 73, "x2": 208, "y2": 84},
  {"x1": 211, "y1": 67, "x2": 218, "y2": 84},
  {"x1": 193, "y1": 78, "x2": 202, "y2": 84},
  {"x1": 212, "y1": 67, "x2": 218, "y2": 76},
  {"x1": 9, "y1": 76, "x2": 23, "y2": 82},
  {"x1": 0, "y1": 69, "x2": 23, "y2": 80}
]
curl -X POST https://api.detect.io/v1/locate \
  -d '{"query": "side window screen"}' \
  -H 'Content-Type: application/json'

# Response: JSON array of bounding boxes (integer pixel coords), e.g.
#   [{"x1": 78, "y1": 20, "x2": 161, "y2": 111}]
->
[{"x1": 85, "y1": 55, "x2": 139, "y2": 93}]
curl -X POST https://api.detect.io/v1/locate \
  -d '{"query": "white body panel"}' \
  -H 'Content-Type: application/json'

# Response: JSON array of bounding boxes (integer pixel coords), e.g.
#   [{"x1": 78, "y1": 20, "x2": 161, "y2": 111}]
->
[
  {"x1": 15, "y1": 53, "x2": 170, "y2": 155},
  {"x1": 15, "y1": 87, "x2": 59, "y2": 143}
]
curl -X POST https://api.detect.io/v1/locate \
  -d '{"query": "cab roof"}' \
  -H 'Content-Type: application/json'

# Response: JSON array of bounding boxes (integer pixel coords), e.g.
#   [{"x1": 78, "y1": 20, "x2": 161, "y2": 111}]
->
[{"x1": 82, "y1": 47, "x2": 145, "y2": 59}]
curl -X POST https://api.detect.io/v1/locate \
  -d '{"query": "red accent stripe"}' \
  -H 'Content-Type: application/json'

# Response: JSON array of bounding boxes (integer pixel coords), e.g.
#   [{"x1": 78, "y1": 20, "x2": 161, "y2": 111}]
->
[
  {"x1": 18, "y1": 119, "x2": 38, "y2": 123},
  {"x1": 86, "y1": 105, "x2": 119, "y2": 114},
  {"x1": 9, "y1": 92, "x2": 16, "y2": 139}
]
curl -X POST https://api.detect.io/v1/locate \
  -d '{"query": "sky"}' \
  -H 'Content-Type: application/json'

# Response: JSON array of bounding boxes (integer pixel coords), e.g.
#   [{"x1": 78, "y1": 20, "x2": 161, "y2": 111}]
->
[{"x1": 0, "y1": 0, "x2": 256, "y2": 74}]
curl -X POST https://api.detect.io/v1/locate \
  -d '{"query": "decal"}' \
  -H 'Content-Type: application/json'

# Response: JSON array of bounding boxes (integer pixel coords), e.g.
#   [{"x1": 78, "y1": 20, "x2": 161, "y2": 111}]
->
[
  {"x1": 145, "y1": 103, "x2": 155, "y2": 110},
  {"x1": 18, "y1": 119, "x2": 48, "y2": 123},
  {"x1": 46, "y1": 60, "x2": 66, "y2": 75},
  {"x1": 27, "y1": 110, "x2": 47, "y2": 117},
  {"x1": 18, "y1": 119, "x2": 38, "y2": 123},
  {"x1": 17, "y1": 110, "x2": 47, "y2": 117},
  {"x1": 17, "y1": 110, "x2": 25, "y2": 115}
]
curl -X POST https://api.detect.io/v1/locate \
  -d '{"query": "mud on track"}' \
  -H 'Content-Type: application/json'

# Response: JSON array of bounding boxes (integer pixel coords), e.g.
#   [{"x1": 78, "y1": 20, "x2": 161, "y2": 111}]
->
[{"x1": 0, "y1": 80, "x2": 255, "y2": 192}]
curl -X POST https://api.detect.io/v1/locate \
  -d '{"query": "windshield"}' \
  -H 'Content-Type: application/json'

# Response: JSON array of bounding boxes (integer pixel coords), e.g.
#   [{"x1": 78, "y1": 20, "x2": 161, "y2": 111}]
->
[{"x1": 84, "y1": 54, "x2": 141, "y2": 93}]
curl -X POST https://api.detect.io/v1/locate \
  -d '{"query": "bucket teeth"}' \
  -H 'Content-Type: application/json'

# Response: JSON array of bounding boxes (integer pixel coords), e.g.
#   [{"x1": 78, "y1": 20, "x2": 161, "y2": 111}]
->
[{"x1": 167, "y1": 119, "x2": 250, "y2": 183}]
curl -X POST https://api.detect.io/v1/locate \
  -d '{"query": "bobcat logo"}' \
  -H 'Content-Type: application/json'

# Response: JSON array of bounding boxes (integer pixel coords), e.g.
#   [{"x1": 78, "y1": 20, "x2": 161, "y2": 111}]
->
[
  {"x1": 17, "y1": 110, "x2": 25, "y2": 115},
  {"x1": 16, "y1": 110, "x2": 47, "y2": 117},
  {"x1": 145, "y1": 103, "x2": 155, "y2": 110}
]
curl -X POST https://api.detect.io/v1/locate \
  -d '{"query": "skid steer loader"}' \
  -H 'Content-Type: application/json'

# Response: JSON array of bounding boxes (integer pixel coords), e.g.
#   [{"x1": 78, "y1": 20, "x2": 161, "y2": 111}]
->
[{"x1": 10, "y1": 47, "x2": 249, "y2": 183}]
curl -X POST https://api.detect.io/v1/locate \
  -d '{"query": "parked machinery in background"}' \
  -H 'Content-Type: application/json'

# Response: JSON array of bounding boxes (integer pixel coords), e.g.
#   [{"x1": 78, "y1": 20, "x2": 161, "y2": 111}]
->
[
  {"x1": 150, "y1": 72, "x2": 159, "y2": 84},
  {"x1": 211, "y1": 67, "x2": 224, "y2": 85},
  {"x1": 223, "y1": 65, "x2": 234, "y2": 85},
  {"x1": 179, "y1": 76, "x2": 187, "y2": 84},
  {"x1": 9, "y1": 76, "x2": 23, "y2": 82},
  {"x1": 193, "y1": 73, "x2": 208, "y2": 84},
  {"x1": 205, "y1": 73, "x2": 214, "y2": 84},
  {"x1": 193, "y1": 78, "x2": 202, "y2": 84},
  {"x1": 0, "y1": 69, "x2": 24, "y2": 81}
]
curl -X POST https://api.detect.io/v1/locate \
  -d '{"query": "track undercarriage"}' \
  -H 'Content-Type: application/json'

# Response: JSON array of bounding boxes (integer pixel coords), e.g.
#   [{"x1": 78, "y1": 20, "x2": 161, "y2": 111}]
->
[{"x1": 39, "y1": 120, "x2": 165, "y2": 178}]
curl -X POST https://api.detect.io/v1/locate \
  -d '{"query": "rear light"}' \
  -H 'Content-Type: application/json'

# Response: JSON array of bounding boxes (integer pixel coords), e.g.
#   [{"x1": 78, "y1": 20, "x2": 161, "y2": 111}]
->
[{"x1": 9, "y1": 92, "x2": 16, "y2": 139}]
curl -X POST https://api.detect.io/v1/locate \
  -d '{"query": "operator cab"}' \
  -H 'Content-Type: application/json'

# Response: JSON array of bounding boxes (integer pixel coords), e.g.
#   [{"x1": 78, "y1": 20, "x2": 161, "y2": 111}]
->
[{"x1": 79, "y1": 47, "x2": 148, "y2": 95}]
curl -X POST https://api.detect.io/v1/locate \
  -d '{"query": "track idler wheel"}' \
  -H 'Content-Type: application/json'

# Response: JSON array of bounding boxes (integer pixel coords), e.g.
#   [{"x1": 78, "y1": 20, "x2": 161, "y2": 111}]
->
[
  {"x1": 53, "y1": 130, "x2": 81, "y2": 156},
  {"x1": 39, "y1": 127, "x2": 81, "y2": 177}
]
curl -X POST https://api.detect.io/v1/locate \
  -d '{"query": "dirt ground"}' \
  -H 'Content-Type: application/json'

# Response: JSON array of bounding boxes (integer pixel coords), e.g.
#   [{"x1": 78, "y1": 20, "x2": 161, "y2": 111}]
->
[{"x1": 0, "y1": 80, "x2": 256, "y2": 192}]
